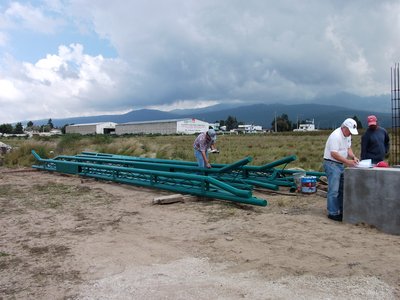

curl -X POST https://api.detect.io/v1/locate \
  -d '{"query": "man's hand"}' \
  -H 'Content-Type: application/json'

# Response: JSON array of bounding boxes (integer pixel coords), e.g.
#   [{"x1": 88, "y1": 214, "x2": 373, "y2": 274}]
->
[{"x1": 346, "y1": 159, "x2": 358, "y2": 167}]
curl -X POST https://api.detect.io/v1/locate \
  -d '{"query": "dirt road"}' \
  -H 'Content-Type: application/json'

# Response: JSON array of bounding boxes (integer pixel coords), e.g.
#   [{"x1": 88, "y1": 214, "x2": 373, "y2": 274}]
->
[{"x1": 0, "y1": 169, "x2": 399, "y2": 299}]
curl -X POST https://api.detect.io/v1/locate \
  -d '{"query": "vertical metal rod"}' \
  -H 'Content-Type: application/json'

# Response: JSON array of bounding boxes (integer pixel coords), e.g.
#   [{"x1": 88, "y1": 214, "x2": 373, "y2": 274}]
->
[
  {"x1": 393, "y1": 63, "x2": 400, "y2": 165},
  {"x1": 397, "y1": 64, "x2": 400, "y2": 165},
  {"x1": 391, "y1": 65, "x2": 395, "y2": 164}
]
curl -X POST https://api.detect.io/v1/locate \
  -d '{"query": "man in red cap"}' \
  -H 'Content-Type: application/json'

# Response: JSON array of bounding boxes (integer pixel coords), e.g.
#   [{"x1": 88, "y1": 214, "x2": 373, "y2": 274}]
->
[{"x1": 361, "y1": 115, "x2": 390, "y2": 164}]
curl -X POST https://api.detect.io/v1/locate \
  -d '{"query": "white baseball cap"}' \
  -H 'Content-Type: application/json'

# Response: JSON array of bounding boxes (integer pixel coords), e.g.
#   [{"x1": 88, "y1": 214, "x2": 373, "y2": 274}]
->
[
  {"x1": 342, "y1": 118, "x2": 358, "y2": 135},
  {"x1": 207, "y1": 128, "x2": 217, "y2": 141}
]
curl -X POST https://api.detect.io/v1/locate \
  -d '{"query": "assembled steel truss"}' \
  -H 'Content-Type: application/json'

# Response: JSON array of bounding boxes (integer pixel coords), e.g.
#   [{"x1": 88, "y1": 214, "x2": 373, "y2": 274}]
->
[{"x1": 32, "y1": 150, "x2": 324, "y2": 207}]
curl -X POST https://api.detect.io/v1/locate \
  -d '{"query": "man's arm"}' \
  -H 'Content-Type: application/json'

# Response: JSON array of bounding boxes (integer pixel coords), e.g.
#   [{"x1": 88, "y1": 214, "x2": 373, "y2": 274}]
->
[
  {"x1": 201, "y1": 150, "x2": 211, "y2": 168},
  {"x1": 331, "y1": 150, "x2": 358, "y2": 167}
]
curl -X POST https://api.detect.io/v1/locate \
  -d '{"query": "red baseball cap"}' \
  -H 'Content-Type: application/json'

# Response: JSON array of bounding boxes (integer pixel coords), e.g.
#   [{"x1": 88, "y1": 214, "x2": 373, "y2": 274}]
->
[
  {"x1": 367, "y1": 115, "x2": 377, "y2": 126},
  {"x1": 376, "y1": 161, "x2": 389, "y2": 168}
]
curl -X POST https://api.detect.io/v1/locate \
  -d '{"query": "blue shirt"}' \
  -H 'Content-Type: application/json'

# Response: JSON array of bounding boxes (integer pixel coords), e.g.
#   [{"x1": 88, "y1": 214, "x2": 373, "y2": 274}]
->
[{"x1": 361, "y1": 127, "x2": 390, "y2": 163}]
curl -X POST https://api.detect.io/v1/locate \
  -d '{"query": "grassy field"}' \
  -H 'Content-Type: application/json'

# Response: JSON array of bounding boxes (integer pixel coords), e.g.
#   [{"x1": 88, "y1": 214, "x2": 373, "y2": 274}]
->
[{"x1": 0, "y1": 131, "x2": 364, "y2": 172}]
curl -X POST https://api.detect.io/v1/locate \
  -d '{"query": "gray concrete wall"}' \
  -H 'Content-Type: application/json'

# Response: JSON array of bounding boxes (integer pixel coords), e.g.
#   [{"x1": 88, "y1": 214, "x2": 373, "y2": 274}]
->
[
  {"x1": 66, "y1": 124, "x2": 97, "y2": 135},
  {"x1": 344, "y1": 167, "x2": 400, "y2": 235}
]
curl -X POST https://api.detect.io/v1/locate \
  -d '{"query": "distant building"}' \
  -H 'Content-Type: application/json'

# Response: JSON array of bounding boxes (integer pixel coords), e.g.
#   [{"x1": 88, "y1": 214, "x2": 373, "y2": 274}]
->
[
  {"x1": 65, "y1": 122, "x2": 117, "y2": 135},
  {"x1": 236, "y1": 124, "x2": 263, "y2": 133},
  {"x1": 115, "y1": 118, "x2": 209, "y2": 135},
  {"x1": 208, "y1": 122, "x2": 220, "y2": 130},
  {"x1": 293, "y1": 119, "x2": 317, "y2": 132}
]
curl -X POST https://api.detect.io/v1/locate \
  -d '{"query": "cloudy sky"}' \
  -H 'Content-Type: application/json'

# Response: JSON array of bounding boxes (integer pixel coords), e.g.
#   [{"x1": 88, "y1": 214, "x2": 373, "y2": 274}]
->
[{"x1": 0, "y1": 0, "x2": 399, "y2": 123}]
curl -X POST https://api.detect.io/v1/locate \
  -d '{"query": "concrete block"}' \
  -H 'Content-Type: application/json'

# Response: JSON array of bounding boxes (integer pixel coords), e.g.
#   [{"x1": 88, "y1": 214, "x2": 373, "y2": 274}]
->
[{"x1": 344, "y1": 167, "x2": 400, "y2": 235}]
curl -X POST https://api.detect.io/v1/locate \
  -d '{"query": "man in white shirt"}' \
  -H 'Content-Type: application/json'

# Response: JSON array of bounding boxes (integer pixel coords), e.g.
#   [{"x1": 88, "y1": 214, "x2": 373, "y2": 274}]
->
[{"x1": 323, "y1": 118, "x2": 359, "y2": 221}]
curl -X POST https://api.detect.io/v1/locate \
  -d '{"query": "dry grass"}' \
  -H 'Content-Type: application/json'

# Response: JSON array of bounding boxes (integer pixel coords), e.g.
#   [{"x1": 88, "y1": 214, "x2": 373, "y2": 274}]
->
[{"x1": 0, "y1": 131, "x2": 362, "y2": 172}]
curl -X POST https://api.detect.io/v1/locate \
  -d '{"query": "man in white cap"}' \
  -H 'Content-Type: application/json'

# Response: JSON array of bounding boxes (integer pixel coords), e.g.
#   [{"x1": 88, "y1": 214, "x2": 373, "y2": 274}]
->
[
  {"x1": 323, "y1": 118, "x2": 359, "y2": 222},
  {"x1": 361, "y1": 115, "x2": 390, "y2": 164},
  {"x1": 193, "y1": 128, "x2": 217, "y2": 168}
]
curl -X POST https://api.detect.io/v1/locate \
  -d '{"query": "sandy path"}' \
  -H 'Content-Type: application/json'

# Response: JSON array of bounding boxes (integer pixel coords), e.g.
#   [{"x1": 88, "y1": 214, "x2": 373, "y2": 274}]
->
[{"x1": 0, "y1": 169, "x2": 399, "y2": 299}]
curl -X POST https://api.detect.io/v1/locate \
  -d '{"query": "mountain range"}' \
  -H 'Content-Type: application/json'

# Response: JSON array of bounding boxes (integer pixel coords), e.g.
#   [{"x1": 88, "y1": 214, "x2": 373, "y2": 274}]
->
[{"x1": 28, "y1": 92, "x2": 393, "y2": 129}]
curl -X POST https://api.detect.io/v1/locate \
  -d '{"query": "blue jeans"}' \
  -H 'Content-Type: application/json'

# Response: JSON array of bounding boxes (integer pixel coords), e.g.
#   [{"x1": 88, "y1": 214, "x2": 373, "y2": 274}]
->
[
  {"x1": 194, "y1": 149, "x2": 208, "y2": 168},
  {"x1": 323, "y1": 160, "x2": 344, "y2": 216}
]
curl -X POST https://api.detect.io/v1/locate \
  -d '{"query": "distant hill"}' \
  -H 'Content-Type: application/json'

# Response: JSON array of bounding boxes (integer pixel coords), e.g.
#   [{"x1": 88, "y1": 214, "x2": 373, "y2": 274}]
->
[
  {"x1": 35, "y1": 109, "x2": 182, "y2": 128},
  {"x1": 183, "y1": 103, "x2": 392, "y2": 129},
  {"x1": 30, "y1": 102, "x2": 392, "y2": 130}
]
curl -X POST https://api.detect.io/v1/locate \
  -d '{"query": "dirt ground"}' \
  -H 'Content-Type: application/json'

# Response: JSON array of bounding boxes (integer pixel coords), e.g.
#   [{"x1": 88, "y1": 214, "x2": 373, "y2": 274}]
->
[{"x1": 0, "y1": 168, "x2": 399, "y2": 300}]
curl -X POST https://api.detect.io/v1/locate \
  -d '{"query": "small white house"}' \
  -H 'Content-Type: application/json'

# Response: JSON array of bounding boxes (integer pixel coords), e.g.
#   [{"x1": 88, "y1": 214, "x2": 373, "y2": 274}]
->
[
  {"x1": 65, "y1": 122, "x2": 117, "y2": 135},
  {"x1": 293, "y1": 119, "x2": 317, "y2": 132}
]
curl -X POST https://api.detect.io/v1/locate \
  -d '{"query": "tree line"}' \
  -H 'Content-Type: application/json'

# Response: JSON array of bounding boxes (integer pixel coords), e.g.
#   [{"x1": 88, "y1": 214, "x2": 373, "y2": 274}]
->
[
  {"x1": 1, "y1": 114, "x2": 364, "y2": 135},
  {"x1": 0, "y1": 119, "x2": 57, "y2": 134},
  {"x1": 217, "y1": 114, "x2": 363, "y2": 132}
]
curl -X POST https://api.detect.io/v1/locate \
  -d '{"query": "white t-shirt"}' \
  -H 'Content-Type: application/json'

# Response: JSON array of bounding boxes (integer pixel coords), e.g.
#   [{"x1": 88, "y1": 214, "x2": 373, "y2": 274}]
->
[{"x1": 323, "y1": 127, "x2": 351, "y2": 162}]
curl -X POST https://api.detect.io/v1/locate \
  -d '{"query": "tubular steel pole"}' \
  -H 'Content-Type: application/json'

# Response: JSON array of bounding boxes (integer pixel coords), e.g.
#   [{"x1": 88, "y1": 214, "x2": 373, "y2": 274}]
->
[
  {"x1": 397, "y1": 63, "x2": 400, "y2": 165},
  {"x1": 392, "y1": 64, "x2": 400, "y2": 165}
]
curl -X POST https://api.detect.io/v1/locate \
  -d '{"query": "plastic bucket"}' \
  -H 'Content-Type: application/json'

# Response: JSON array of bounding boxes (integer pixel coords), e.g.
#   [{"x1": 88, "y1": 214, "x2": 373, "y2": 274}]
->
[
  {"x1": 301, "y1": 176, "x2": 317, "y2": 194},
  {"x1": 293, "y1": 172, "x2": 306, "y2": 192}
]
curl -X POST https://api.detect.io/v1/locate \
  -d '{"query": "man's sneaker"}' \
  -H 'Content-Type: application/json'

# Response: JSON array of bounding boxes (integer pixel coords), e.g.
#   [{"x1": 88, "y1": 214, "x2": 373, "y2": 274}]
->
[{"x1": 328, "y1": 214, "x2": 343, "y2": 222}]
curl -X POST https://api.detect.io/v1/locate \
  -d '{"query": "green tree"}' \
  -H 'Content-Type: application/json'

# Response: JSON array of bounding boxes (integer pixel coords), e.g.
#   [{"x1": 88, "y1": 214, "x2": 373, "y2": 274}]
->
[
  {"x1": 225, "y1": 115, "x2": 239, "y2": 131},
  {"x1": 47, "y1": 118, "x2": 54, "y2": 129},
  {"x1": 0, "y1": 123, "x2": 13, "y2": 134},
  {"x1": 61, "y1": 124, "x2": 69, "y2": 134},
  {"x1": 27, "y1": 121, "x2": 33, "y2": 127},
  {"x1": 271, "y1": 114, "x2": 293, "y2": 132},
  {"x1": 14, "y1": 122, "x2": 24, "y2": 134}
]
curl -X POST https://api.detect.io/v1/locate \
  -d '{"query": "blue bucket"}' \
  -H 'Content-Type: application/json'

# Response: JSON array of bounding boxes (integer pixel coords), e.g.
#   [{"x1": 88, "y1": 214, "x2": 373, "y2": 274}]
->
[{"x1": 301, "y1": 176, "x2": 317, "y2": 194}]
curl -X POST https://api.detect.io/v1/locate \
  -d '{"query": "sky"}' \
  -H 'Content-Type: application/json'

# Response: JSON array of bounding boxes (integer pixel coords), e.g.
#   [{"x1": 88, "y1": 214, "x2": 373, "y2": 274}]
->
[{"x1": 0, "y1": 0, "x2": 400, "y2": 124}]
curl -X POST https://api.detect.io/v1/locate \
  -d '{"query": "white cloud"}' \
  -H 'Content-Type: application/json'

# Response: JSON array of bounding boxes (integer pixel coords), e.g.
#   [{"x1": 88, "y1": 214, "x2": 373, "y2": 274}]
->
[
  {"x1": 4, "y1": 2, "x2": 64, "y2": 34},
  {"x1": 0, "y1": 79, "x2": 23, "y2": 100},
  {"x1": 148, "y1": 99, "x2": 220, "y2": 112},
  {"x1": 0, "y1": 31, "x2": 7, "y2": 46},
  {"x1": 0, "y1": 43, "x2": 134, "y2": 122},
  {"x1": 1, "y1": 0, "x2": 400, "y2": 123}
]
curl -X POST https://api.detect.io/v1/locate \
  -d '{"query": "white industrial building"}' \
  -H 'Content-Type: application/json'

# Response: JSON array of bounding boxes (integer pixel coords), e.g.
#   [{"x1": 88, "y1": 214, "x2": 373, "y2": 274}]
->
[
  {"x1": 115, "y1": 118, "x2": 210, "y2": 135},
  {"x1": 65, "y1": 122, "x2": 117, "y2": 135}
]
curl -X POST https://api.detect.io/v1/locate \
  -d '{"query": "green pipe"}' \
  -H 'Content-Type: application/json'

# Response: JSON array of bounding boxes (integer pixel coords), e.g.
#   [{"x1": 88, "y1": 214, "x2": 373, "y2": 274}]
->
[
  {"x1": 278, "y1": 168, "x2": 326, "y2": 177},
  {"x1": 56, "y1": 154, "x2": 252, "y2": 175},
  {"x1": 75, "y1": 152, "x2": 314, "y2": 186},
  {"x1": 241, "y1": 179, "x2": 280, "y2": 191},
  {"x1": 81, "y1": 172, "x2": 267, "y2": 206},
  {"x1": 74, "y1": 152, "x2": 301, "y2": 190},
  {"x1": 216, "y1": 175, "x2": 279, "y2": 191},
  {"x1": 218, "y1": 156, "x2": 252, "y2": 172},
  {"x1": 241, "y1": 155, "x2": 297, "y2": 171},
  {"x1": 61, "y1": 154, "x2": 279, "y2": 189},
  {"x1": 78, "y1": 151, "x2": 296, "y2": 172}
]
